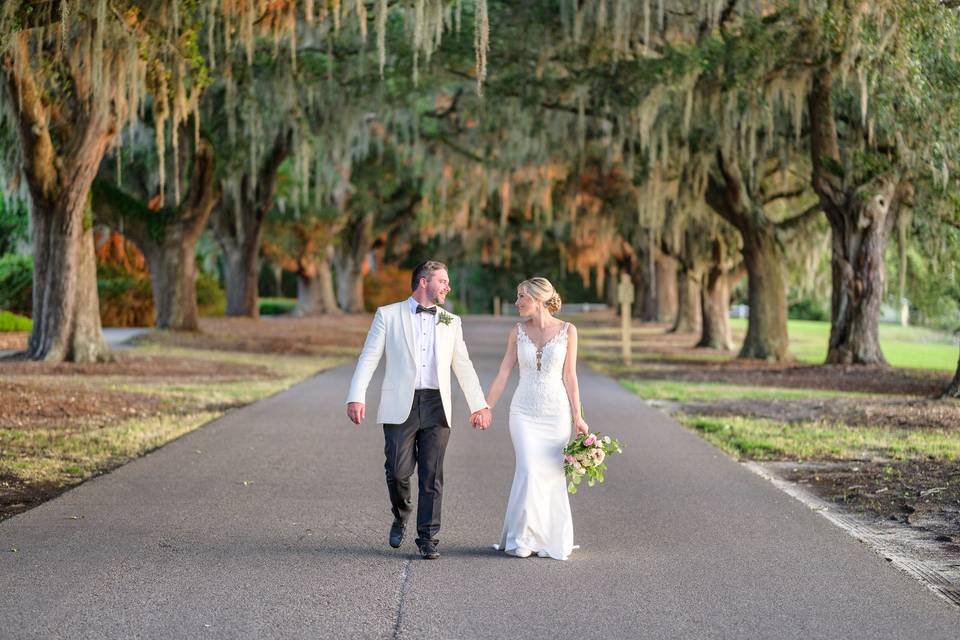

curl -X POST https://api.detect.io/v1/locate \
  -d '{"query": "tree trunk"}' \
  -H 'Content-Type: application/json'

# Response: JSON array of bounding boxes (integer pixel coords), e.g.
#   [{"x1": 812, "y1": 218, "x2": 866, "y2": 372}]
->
[
  {"x1": 705, "y1": 148, "x2": 791, "y2": 361},
  {"x1": 698, "y1": 262, "x2": 734, "y2": 350},
  {"x1": 142, "y1": 232, "x2": 201, "y2": 330},
  {"x1": 316, "y1": 257, "x2": 340, "y2": 314},
  {"x1": 809, "y1": 67, "x2": 908, "y2": 365},
  {"x1": 93, "y1": 140, "x2": 218, "y2": 331},
  {"x1": 653, "y1": 250, "x2": 679, "y2": 323},
  {"x1": 6, "y1": 34, "x2": 113, "y2": 362},
  {"x1": 221, "y1": 236, "x2": 262, "y2": 317},
  {"x1": 271, "y1": 263, "x2": 284, "y2": 298},
  {"x1": 640, "y1": 231, "x2": 658, "y2": 321},
  {"x1": 294, "y1": 256, "x2": 340, "y2": 316},
  {"x1": 605, "y1": 266, "x2": 619, "y2": 309},
  {"x1": 28, "y1": 209, "x2": 111, "y2": 362},
  {"x1": 822, "y1": 182, "x2": 901, "y2": 364},
  {"x1": 632, "y1": 271, "x2": 647, "y2": 319},
  {"x1": 942, "y1": 350, "x2": 960, "y2": 399},
  {"x1": 211, "y1": 130, "x2": 291, "y2": 318},
  {"x1": 334, "y1": 212, "x2": 373, "y2": 313},
  {"x1": 671, "y1": 267, "x2": 702, "y2": 334},
  {"x1": 739, "y1": 227, "x2": 789, "y2": 360}
]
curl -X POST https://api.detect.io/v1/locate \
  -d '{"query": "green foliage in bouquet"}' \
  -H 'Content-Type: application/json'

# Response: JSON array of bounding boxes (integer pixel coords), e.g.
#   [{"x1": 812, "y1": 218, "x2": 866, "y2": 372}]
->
[{"x1": 563, "y1": 432, "x2": 623, "y2": 494}]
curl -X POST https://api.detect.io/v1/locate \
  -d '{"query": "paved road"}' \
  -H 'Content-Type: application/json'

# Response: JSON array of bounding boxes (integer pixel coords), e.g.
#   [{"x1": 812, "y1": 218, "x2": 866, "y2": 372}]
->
[{"x1": 1, "y1": 317, "x2": 957, "y2": 639}]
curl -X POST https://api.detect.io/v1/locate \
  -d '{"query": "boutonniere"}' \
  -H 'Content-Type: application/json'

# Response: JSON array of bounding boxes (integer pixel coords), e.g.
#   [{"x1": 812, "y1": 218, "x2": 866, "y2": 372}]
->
[{"x1": 436, "y1": 310, "x2": 454, "y2": 326}]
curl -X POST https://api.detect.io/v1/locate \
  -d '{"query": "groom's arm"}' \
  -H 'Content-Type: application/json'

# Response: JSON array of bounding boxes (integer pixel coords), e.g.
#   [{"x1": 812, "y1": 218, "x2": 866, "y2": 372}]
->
[
  {"x1": 450, "y1": 318, "x2": 489, "y2": 418},
  {"x1": 346, "y1": 308, "x2": 387, "y2": 420}
]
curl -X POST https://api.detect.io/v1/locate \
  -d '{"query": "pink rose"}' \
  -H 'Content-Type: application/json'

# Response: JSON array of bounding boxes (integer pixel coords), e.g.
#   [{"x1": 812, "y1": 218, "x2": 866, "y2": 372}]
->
[
  {"x1": 564, "y1": 455, "x2": 576, "y2": 463},
  {"x1": 584, "y1": 435, "x2": 596, "y2": 446}
]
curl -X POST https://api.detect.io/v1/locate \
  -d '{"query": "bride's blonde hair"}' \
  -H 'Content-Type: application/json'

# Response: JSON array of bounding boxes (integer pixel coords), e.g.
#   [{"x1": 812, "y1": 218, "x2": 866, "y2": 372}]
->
[{"x1": 518, "y1": 277, "x2": 562, "y2": 314}]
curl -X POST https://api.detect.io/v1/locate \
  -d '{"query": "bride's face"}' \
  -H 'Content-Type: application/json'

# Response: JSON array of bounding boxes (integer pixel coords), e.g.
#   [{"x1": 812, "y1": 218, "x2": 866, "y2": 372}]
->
[{"x1": 515, "y1": 288, "x2": 537, "y2": 317}]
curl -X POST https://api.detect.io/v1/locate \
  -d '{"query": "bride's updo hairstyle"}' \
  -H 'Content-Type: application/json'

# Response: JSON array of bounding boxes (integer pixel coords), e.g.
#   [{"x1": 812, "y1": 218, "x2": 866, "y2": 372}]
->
[{"x1": 519, "y1": 277, "x2": 562, "y2": 314}]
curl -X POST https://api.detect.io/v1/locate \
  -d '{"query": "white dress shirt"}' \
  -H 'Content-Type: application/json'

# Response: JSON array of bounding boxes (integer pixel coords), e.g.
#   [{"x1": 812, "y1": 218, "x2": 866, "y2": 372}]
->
[{"x1": 408, "y1": 297, "x2": 440, "y2": 390}]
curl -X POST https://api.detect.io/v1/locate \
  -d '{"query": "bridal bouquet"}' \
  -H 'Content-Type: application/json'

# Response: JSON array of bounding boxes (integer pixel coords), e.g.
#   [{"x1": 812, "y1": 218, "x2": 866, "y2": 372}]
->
[{"x1": 563, "y1": 432, "x2": 623, "y2": 494}]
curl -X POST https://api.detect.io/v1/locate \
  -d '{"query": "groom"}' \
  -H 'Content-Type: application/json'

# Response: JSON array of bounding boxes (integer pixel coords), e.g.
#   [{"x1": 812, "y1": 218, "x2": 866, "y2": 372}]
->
[{"x1": 346, "y1": 260, "x2": 491, "y2": 559}]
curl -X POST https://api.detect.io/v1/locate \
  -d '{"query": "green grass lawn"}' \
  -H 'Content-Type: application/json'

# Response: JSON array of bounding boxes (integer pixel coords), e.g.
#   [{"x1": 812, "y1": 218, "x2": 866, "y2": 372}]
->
[
  {"x1": 729, "y1": 319, "x2": 958, "y2": 371},
  {"x1": 681, "y1": 415, "x2": 960, "y2": 461}
]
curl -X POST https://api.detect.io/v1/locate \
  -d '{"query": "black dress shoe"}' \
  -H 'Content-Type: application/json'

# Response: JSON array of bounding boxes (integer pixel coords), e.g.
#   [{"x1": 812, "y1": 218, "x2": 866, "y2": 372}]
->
[
  {"x1": 389, "y1": 519, "x2": 406, "y2": 548},
  {"x1": 417, "y1": 541, "x2": 440, "y2": 560}
]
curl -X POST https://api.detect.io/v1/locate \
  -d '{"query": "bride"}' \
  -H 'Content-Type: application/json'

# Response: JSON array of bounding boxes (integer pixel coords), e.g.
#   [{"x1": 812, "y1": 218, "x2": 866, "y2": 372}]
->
[{"x1": 480, "y1": 277, "x2": 589, "y2": 560}]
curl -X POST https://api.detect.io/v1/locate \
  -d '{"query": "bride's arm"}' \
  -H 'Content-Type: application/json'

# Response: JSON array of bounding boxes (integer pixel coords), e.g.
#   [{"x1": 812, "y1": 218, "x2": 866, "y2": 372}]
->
[
  {"x1": 562, "y1": 324, "x2": 589, "y2": 435},
  {"x1": 484, "y1": 325, "x2": 519, "y2": 410}
]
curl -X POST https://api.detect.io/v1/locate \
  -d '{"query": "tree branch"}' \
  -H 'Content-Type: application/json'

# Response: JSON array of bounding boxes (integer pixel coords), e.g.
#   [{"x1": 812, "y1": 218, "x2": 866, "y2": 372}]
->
[
  {"x1": 762, "y1": 187, "x2": 808, "y2": 205},
  {"x1": 808, "y1": 66, "x2": 845, "y2": 219},
  {"x1": 91, "y1": 178, "x2": 168, "y2": 247},
  {"x1": 777, "y1": 203, "x2": 822, "y2": 232},
  {"x1": 4, "y1": 33, "x2": 58, "y2": 201},
  {"x1": 179, "y1": 138, "x2": 220, "y2": 227}
]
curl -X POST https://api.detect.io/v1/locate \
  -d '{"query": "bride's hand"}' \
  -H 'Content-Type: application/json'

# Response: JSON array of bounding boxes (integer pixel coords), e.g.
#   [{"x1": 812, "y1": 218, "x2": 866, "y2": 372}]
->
[{"x1": 574, "y1": 417, "x2": 589, "y2": 435}]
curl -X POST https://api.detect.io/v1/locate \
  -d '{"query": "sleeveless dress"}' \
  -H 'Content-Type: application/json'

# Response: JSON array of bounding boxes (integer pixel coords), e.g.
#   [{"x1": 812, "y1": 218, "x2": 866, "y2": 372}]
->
[{"x1": 497, "y1": 321, "x2": 575, "y2": 560}]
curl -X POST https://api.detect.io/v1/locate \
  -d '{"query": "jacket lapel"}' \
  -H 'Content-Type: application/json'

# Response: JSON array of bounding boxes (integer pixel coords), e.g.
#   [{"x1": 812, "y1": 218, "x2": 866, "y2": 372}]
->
[
  {"x1": 435, "y1": 315, "x2": 451, "y2": 364},
  {"x1": 400, "y1": 303, "x2": 416, "y2": 358}
]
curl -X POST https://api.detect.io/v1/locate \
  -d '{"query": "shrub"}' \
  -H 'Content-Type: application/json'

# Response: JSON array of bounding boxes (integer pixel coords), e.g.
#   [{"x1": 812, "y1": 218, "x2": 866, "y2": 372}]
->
[
  {"x1": 364, "y1": 265, "x2": 413, "y2": 312},
  {"x1": 98, "y1": 265, "x2": 155, "y2": 327},
  {"x1": 788, "y1": 297, "x2": 829, "y2": 322},
  {"x1": 0, "y1": 253, "x2": 33, "y2": 315},
  {"x1": 259, "y1": 297, "x2": 296, "y2": 316},
  {"x1": 0, "y1": 310, "x2": 31, "y2": 332},
  {"x1": 0, "y1": 199, "x2": 29, "y2": 255},
  {"x1": 197, "y1": 271, "x2": 226, "y2": 317}
]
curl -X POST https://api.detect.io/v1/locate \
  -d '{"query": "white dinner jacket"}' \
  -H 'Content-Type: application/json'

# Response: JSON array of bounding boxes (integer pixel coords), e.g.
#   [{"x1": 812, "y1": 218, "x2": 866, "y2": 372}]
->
[{"x1": 346, "y1": 301, "x2": 487, "y2": 427}]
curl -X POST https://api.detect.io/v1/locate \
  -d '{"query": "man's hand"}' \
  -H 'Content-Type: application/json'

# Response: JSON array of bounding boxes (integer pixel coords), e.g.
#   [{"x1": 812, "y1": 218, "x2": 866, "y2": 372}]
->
[
  {"x1": 347, "y1": 402, "x2": 365, "y2": 425},
  {"x1": 470, "y1": 407, "x2": 492, "y2": 430}
]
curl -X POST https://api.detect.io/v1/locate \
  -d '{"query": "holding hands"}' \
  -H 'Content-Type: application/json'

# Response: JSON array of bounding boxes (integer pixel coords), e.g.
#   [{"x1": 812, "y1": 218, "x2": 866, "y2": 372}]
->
[{"x1": 470, "y1": 407, "x2": 492, "y2": 430}]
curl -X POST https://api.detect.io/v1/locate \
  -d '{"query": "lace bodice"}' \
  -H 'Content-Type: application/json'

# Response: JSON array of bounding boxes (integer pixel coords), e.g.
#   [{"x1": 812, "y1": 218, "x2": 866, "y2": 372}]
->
[{"x1": 510, "y1": 322, "x2": 571, "y2": 417}]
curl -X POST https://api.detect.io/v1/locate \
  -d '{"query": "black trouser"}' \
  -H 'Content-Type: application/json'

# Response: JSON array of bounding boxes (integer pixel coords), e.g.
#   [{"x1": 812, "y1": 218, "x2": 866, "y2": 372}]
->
[{"x1": 383, "y1": 389, "x2": 450, "y2": 547}]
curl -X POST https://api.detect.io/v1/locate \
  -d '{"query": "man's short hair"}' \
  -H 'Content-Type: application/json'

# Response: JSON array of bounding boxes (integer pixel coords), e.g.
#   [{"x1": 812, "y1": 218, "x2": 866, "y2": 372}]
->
[{"x1": 411, "y1": 260, "x2": 448, "y2": 291}]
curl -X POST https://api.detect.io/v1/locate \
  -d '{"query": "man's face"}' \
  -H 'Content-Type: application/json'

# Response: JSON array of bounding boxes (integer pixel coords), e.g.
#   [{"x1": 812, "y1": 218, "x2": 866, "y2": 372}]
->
[{"x1": 422, "y1": 269, "x2": 451, "y2": 305}]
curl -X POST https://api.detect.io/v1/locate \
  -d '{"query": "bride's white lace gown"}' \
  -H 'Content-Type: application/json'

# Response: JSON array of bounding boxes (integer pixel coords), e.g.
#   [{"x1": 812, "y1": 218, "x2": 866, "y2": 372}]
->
[{"x1": 498, "y1": 321, "x2": 575, "y2": 560}]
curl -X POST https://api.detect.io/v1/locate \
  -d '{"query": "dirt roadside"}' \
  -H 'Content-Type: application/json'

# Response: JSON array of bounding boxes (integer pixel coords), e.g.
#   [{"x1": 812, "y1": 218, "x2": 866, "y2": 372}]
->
[
  {"x1": 576, "y1": 314, "x2": 960, "y2": 560},
  {"x1": 0, "y1": 315, "x2": 367, "y2": 520}
]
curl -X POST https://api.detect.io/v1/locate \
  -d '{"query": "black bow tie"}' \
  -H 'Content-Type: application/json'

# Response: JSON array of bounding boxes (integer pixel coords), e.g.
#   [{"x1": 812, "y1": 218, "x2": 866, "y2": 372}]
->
[{"x1": 416, "y1": 304, "x2": 437, "y2": 315}]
